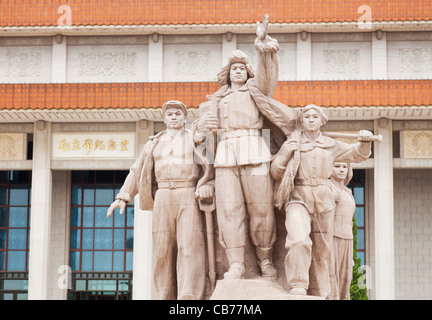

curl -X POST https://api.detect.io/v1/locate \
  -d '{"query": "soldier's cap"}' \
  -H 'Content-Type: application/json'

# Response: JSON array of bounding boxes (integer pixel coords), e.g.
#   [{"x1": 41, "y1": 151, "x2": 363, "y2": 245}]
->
[
  {"x1": 162, "y1": 100, "x2": 188, "y2": 116},
  {"x1": 217, "y1": 50, "x2": 255, "y2": 86},
  {"x1": 298, "y1": 104, "x2": 329, "y2": 125}
]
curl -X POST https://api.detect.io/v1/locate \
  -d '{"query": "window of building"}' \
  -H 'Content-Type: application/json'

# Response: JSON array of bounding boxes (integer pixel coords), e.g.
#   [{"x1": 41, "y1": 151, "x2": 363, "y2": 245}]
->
[
  {"x1": 68, "y1": 272, "x2": 132, "y2": 300},
  {"x1": 0, "y1": 272, "x2": 28, "y2": 300},
  {"x1": 347, "y1": 169, "x2": 366, "y2": 266},
  {"x1": 0, "y1": 171, "x2": 31, "y2": 300},
  {"x1": 69, "y1": 171, "x2": 133, "y2": 300},
  {"x1": 70, "y1": 171, "x2": 133, "y2": 272}
]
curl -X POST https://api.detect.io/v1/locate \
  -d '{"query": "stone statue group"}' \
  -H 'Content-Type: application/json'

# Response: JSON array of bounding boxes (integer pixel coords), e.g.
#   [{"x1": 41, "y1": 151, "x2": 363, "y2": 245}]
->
[{"x1": 107, "y1": 15, "x2": 378, "y2": 300}]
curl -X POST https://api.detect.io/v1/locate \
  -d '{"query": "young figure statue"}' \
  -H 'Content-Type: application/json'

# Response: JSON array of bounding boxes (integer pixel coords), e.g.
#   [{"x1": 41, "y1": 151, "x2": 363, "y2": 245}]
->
[
  {"x1": 107, "y1": 100, "x2": 214, "y2": 300},
  {"x1": 270, "y1": 104, "x2": 372, "y2": 298},
  {"x1": 193, "y1": 15, "x2": 295, "y2": 280},
  {"x1": 329, "y1": 162, "x2": 356, "y2": 300}
]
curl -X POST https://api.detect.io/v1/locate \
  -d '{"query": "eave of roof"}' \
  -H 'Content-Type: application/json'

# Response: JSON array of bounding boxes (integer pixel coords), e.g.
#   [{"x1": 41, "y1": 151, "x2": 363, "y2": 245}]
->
[
  {"x1": 1, "y1": 0, "x2": 431, "y2": 30},
  {"x1": 2, "y1": 21, "x2": 432, "y2": 37},
  {"x1": 0, "y1": 80, "x2": 431, "y2": 123}
]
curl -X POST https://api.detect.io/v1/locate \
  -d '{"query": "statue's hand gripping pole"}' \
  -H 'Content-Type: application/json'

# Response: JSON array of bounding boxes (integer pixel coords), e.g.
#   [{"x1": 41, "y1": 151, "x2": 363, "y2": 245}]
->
[{"x1": 199, "y1": 197, "x2": 217, "y2": 293}]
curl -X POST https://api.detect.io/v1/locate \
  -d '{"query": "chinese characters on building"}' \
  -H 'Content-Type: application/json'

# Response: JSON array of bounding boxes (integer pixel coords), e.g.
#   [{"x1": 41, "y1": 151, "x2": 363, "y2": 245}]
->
[
  {"x1": 59, "y1": 138, "x2": 129, "y2": 154},
  {"x1": 52, "y1": 133, "x2": 135, "y2": 159}
]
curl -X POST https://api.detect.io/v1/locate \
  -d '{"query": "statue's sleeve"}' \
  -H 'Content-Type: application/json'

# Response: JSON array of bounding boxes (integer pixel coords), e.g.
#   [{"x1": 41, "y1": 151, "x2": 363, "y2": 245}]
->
[
  {"x1": 254, "y1": 35, "x2": 279, "y2": 98},
  {"x1": 270, "y1": 158, "x2": 287, "y2": 181},
  {"x1": 270, "y1": 146, "x2": 289, "y2": 181},
  {"x1": 192, "y1": 119, "x2": 206, "y2": 144},
  {"x1": 334, "y1": 140, "x2": 371, "y2": 164},
  {"x1": 115, "y1": 140, "x2": 152, "y2": 203}
]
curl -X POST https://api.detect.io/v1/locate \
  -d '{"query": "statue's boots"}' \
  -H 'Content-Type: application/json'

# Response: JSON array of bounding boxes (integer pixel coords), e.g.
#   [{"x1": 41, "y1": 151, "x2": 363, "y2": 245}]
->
[
  {"x1": 256, "y1": 247, "x2": 278, "y2": 278},
  {"x1": 289, "y1": 287, "x2": 307, "y2": 295},
  {"x1": 223, "y1": 247, "x2": 245, "y2": 280}
]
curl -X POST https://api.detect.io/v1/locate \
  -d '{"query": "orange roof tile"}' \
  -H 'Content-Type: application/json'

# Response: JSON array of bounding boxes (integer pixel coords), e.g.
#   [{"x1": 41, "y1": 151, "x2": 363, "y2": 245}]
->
[
  {"x1": 0, "y1": 0, "x2": 431, "y2": 27},
  {"x1": 0, "y1": 80, "x2": 431, "y2": 111}
]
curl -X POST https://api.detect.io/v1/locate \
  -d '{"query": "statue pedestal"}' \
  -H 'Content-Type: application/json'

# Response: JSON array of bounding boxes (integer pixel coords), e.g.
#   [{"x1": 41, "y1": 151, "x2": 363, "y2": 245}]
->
[{"x1": 209, "y1": 278, "x2": 324, "y2": 300}]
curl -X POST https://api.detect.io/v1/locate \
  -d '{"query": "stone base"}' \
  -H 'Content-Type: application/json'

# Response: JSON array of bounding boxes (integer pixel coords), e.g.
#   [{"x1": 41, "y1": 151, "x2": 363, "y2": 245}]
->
[{"x1": 210, "y1": 278, "x2": 324, "y2": 300}]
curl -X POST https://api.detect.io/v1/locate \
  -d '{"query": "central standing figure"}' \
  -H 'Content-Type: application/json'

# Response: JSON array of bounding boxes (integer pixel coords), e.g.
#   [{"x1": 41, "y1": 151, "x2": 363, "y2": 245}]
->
[{"x1": 194, "y1": 15, "x2": 294, "y2": 280}]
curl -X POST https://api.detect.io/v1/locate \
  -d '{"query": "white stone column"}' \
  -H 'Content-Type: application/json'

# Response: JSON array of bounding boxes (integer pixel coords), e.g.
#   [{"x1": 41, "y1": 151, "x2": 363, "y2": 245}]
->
[
  {"x1": 51, "y1": 35, "x2": 67, "y2": 83},
  {"x1": 373, "y1": 117, "x2": 395, "y2": 299},
  {"x1": 132, "y1": 205, "x2": 154, "y2": 300},
  {"x1": 47, "y1": 171, "x2": 71, "y2": 300},
  {"x1": 132, "y1": 120, "x2": 155, "y2": 300},
  {"x1": 372, "y1": 31, "x2": 387, "y2": 79},
  {"x1": 28, "y1": 121, "x2": 53, "y2": 300},
  {"x1": 148, "y1": 34, "x2": 163, "y2": 82},
  {"x1": 222, "y1": 32, "x2": 237, "y2": 65},
  {"x1": 296, "y1": 31, "x2": 312, "y2": 80}
]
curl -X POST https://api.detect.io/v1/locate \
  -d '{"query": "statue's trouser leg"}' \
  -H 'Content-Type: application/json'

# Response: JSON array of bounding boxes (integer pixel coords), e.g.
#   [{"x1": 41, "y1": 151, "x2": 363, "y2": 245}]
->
[
  {"x1": 240, "y1": 165, "x2": 276, "y2": 251},
  {"x1": 284, "y1": 203, "x2": 312, "y2": 292},
  {"x1": 152, "y1": 188, "x2": 206, "y2": 300},
  {"x1": 176, "y1": 189, "x2": 206, "y2": 300},
  {"x1": 215, "y1": 165, "x2": 276, "y2": 272},
  {"x1": 333, "y1": 237, "x2": 353, "y2": 300},
  {"x1": 152, "y1": 190, "x2": 176, "y2": 300},
  {"x1": 215, "y1": 167, "x2": 246, "y2": 250},
  {"x1": 329, "y1": 238, "x2": 339, "y2": 300},
  {"x1": 215, "y1": 166, "x2": 246, "y2": 277},
  {"x1": 308, "y1": 208, "x2": 334, "y2": 299},
  {"x1": 240, "y1": 165, "x2": 277, "y2": 277}
]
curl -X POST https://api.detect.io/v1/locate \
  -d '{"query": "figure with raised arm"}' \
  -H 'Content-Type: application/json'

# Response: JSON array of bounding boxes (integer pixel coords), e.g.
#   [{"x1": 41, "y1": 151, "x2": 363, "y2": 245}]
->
[{"x1": 193, "y1": 14, "x2": 295, "y2": 280}]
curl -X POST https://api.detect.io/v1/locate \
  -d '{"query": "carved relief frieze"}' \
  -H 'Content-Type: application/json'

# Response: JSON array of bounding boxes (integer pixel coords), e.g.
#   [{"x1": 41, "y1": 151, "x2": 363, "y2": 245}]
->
[
  {"x1": 403, "y1": 130, "x2": 432, "y2": 158},
  {"x1": 6, "y1": 51, "x2": 41, "y2": 77},
  {"x1": 324, "y1": 49, "x2": 360, "y2": 74},
  {"x1": 79, "y1": 52, "x2": 137, "y2": 76},
  {"x1": 398, "y1": 48, "x2": 432, "y2": 73},
  {"x1": 0, "y1": 133, "x2": 26, "y2": 160},
  {"x1": 175, "y1": 51, "x2": 210, "y2": 75}
]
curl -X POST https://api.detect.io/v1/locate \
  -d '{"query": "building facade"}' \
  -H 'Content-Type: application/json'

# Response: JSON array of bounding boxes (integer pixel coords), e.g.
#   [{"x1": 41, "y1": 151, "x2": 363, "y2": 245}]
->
[{"x1": 0, "y1": 0, "x2": 431, "y2": 300}]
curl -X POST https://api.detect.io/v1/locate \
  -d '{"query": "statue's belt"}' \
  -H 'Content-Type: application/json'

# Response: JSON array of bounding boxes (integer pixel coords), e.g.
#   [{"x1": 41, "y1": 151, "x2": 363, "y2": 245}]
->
[
  {"x1": 294, "y1": 178, "x2": 329, "y2": 187},
  {"x1": 158, "y1": 180, "x2": 197, "y2": 189},
  {"x1": 217, "y1": 129, "x2": 262, "y2": 140}
]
